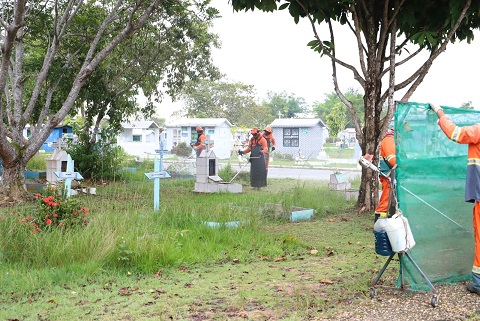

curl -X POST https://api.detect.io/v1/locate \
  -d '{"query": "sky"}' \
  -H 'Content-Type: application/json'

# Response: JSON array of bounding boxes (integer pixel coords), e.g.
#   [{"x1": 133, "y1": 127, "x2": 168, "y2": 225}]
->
[{"x1": 155, "y1": 0, "x2": 480, "y2": 119}]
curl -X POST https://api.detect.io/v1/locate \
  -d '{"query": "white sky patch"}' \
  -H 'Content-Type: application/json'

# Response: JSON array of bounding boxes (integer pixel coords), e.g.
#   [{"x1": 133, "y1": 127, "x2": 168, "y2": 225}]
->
[{"x1": 154, "y1": 0, "x2": 480, "y2": 119}]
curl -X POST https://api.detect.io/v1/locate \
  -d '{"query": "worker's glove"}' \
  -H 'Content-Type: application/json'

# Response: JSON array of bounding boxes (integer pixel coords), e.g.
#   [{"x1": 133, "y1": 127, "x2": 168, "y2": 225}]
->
[
  {"x1": 238, "y1": 149, "x2": 244, "y2": 156},
  {"x1": 363, "y1": 153, "x2": 373, "y2": 162},
  {"x1": 271, "y1": 147, "x2": 275, "y2": 151},
  {"x1": 429, "y1": 102, "x2": 442, "y2": 114}
]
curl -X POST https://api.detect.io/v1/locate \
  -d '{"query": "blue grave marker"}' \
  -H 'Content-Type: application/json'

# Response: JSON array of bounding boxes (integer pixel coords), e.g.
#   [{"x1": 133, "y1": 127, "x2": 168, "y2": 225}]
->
[
  {"x1": 54, "y1": 154, "x2": 83, "y2": 197},
  {"x1": 145, "y1": 141, "x2": 170, "y2": 211}
]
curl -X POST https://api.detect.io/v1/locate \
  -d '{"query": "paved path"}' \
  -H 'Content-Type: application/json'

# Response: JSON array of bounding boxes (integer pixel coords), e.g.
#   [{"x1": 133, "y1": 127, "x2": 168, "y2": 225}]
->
[{"x1": 226, "y1": 162, "x2": 361, "y2": 181}]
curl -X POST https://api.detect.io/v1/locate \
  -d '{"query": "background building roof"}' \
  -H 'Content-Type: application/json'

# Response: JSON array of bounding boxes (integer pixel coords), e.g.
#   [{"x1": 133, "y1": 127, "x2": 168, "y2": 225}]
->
[
  {"x1": 121, "y1": 121, "x2": 161, "y2": 129},
  {"x1": 270, "y1": 118, "x2": 326, "y2": 128},
  {"x1": 166, "y1": 118, "x2": 233, "y2": 127}
]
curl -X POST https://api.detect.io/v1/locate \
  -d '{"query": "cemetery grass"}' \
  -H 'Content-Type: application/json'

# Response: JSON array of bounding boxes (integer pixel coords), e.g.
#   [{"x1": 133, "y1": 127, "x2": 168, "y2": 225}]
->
[{"x1": 0, "y1": 177, "x2": 391, "y2": 320}]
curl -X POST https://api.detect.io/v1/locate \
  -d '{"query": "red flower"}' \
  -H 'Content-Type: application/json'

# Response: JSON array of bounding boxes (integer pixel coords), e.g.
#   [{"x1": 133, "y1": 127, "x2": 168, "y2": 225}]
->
[{"x1": 24, "y1": 185, "x2": 89, "y2": 233}]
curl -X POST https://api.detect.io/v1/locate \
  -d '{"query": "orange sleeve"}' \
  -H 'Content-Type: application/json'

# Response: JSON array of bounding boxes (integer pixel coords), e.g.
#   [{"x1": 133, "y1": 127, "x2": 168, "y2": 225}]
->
[
  {"x1": 196, "y1": 133, "x2": 206, "y2": 149},
  {"x1": 243, "y1": 138, "x2": 253, "y2": 154},
  {"x1": 439, "y1": 114, "x2": 480, "y2": 145},
  {"x1": 380, "y1": 135, "x2": 396, "y2": 167},
  {"x1": 260, "y1": 137, "x2": 268, "y2": 154}
]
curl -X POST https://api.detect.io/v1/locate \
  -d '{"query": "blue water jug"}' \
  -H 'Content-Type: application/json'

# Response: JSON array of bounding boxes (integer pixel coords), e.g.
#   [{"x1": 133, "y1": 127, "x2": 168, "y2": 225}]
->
[{"x1": 374, "y1": 218, "x2": 393, "y2": 256}]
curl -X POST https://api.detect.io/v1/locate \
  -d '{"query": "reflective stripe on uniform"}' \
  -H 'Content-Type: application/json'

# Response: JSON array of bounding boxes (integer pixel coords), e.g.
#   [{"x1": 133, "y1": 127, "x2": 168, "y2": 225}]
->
[
  {"x1": 467, "y1": 158, "x2": 480, "y2": 166},
  {"x1": 385, "y1": 154, "x2": 396, "y2": 162},
  {"x1": 450, "y1": 126, "x2": 461, "y2": 142},
  {"x1": 472, "y1": 265, "x2": 480, "y2": 275}
]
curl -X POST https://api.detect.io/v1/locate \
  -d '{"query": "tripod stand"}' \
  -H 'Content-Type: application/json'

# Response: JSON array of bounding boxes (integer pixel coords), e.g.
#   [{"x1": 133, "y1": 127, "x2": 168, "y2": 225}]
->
[
  {"x1": 370, "y1": 250, "x2": 439, "y2": 307},
  {"x1": 359, "y1": 157, "x2": 439, "y2": 307}
]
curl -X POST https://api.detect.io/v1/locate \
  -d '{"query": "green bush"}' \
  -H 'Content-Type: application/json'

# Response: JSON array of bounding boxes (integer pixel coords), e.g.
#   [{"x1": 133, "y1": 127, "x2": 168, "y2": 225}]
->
[
  {"x1": 172, "y1": 142, "x2": 192, "y2": 157},
  {"x1": 275, "y1": 152, "x2": 294, "y2": 161},
  {"x1": 19, "y1": 185, "x2": 89, "y2": 232},
  {"x1": 218, "y1": 165, "x2": 233, "y2": 181},
  {"x1": 66, "y1": 131, "x2": 127, "y2": 182},
  {"x1": 26, "y1": 153, "x2": 49, "y2": 171}
]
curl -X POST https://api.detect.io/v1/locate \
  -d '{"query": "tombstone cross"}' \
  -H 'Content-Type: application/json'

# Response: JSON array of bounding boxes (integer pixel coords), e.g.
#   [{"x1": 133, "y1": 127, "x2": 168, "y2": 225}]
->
[
  {"x1": 146, "y1": 142, "x2": 171, "y2": 211},
  {"x1": 54, "y1": 154, "x2": 83, "y2": 197},
  {"x1": 204, "y1": 137, "x2": 214, "y2": 152}
]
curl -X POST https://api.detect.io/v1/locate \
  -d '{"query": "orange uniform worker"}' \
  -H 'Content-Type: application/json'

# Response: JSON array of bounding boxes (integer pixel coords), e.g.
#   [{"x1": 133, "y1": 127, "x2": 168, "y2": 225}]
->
[
  {"x1": 191, "y1": 126, "x2": 206, "y2": 157},
  {"x1": 238, "y1": 128, "x2": 268, "y2": 188},
  {"x1": 430, "y1": 102, "x2": 480, "y2": 295},
  {"x1": 262, "y1": 126, "x2": 276, "y2": 169},
  {"x1": 374, "y1": 126, "x2": 396, "y2": 222}
]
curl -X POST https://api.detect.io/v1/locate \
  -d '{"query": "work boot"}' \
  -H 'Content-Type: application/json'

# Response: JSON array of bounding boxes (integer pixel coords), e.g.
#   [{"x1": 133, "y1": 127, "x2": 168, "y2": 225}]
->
[{"x1": 467, "y1": 283, "x2": 480, "y2": 295}]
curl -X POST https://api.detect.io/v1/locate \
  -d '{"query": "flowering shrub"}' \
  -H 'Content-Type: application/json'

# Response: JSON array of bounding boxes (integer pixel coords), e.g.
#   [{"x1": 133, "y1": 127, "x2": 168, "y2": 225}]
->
[{"x1": 19, "y1": 185, "x2": 89, "y2": 233}]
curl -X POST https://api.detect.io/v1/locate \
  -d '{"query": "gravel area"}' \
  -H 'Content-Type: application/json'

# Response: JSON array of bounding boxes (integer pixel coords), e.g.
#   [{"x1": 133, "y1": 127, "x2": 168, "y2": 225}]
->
[{"x1": 321, "y1": 282, "x2": 480, "y2": 321}]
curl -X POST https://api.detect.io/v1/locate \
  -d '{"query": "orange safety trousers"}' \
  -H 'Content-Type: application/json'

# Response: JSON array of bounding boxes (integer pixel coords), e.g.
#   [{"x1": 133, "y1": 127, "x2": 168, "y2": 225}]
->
[
  {"x1": 473, "y1": 202, "x2": 480, "y2": 275},
  {"x1": 375, "y1": 175, "x2": 391, "y2": 213}
]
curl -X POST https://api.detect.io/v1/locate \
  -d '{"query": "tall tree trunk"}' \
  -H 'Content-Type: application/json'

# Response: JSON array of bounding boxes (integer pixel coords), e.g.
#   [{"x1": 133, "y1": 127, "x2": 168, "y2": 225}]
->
[
  {"x1": 0, "y1": 160, "x2": 29, "y2": 202},
  {"x1": 355, "y1": 72, "x2": 384, "y2": 211}
]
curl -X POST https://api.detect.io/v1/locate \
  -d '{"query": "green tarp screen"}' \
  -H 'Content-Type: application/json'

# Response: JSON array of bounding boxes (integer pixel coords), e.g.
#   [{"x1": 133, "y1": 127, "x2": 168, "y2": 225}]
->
[{"x1": 395, "y1": 101, "x2": 479, "y2": 288}]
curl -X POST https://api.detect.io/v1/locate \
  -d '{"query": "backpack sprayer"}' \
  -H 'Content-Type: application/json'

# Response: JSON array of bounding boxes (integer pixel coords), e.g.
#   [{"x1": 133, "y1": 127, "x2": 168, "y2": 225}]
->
[
  {"x1": 358, "y1": 155, "x2": 465, "y2": 230},
  {"x1": 362, "y1": 152, "x2": 439, "y2": 305}
]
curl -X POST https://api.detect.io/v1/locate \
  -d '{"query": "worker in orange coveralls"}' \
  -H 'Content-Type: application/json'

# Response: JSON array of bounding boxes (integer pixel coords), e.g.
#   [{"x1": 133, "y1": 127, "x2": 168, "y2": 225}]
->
[
  {"x1": 191, "y1": 126, "x2": 206, "y2": 157},
  {"x1": 374, "y1": 125, "x2": 396, "y2": 222},
  {"x1": 430, "y1": 102, "x2": 480, "y2": 295},
  {"x1": 262, "y1": 125, "x2": 276, "y2": 168},
  {"x1": 262, "y1": 125, "x2": 276, "y2": 186},
  {"x1": 238, "y1": 128, "x2": 268, "y2": 189}
]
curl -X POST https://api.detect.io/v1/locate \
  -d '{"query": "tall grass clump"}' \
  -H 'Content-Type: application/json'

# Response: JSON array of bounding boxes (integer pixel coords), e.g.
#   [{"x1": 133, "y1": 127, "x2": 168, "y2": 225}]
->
[
  {"x1": 0, "y1": 177, "x2": 358, "y2": 293},
  {"x1": 25, "y1": 153, "x2": 49, "y2": 171},
  {"x1": 66, "y1": 130, "x2": 128, "y2": 182}
]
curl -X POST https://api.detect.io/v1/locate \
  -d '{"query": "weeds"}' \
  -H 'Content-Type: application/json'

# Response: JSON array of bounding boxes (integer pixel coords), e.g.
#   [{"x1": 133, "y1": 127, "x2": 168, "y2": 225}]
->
[
  {"x1": 0, "y1": 177, "x2": 367, "y2": 320},
  {"x1": 117, "y1": 237, "x2": 134, "y2": 265}
]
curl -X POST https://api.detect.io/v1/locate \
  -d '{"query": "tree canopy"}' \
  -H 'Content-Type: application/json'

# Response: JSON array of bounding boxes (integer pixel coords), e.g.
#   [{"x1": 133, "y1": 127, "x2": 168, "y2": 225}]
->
[
  {"x1": 0, "y1": 0, "x2": 219, "y2": 202},
  {"x1": 261, "y1": 91, "x2": 308, "y2": 119},
  {"x1": 177, "y1": 79, "x2": 272, "y2": 127},
  {"x1": 313, "y1": 88, "x2": 364, "y2": 137},
  {"x1": 230, "y1": 0, "x2": 480, "y2": 210},
  {"x1": 71, "y1": 2, "x2": 220, "y2": 144}
]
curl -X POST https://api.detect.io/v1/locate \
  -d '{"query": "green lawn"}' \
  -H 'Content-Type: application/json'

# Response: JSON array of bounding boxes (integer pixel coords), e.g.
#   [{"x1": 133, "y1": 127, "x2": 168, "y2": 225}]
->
[{"x1": 0, "y1": 176, "x2": 386, "y2": 320}]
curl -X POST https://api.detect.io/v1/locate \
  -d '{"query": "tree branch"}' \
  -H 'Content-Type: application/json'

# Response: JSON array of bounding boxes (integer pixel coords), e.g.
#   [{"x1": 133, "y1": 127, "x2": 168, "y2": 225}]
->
[
  {"x1": 401, "y1": 0, "x2": 472, "y2": 100},
  {"x1": 295, "y1": 0, "x2": 365, "y2": 87}
]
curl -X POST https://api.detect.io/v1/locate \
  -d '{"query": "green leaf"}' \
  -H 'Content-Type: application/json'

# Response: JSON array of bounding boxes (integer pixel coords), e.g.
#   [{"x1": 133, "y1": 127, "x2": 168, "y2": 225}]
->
[
  {"x1": 425, "y1": 31, "x2": 437, "y2": 46},
  {"x1": 417, "y1": 33, "x2": 425, "y2": 46}
]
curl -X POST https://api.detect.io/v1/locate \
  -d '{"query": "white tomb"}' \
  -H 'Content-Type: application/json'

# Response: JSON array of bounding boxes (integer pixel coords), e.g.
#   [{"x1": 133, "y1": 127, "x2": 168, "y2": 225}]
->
[
  {"x1": 194, "y1": 144, "x2": 242, "y2": 193},
  {"x1": 46, "y1": 138, "x2": 69, "y2": 183}
]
